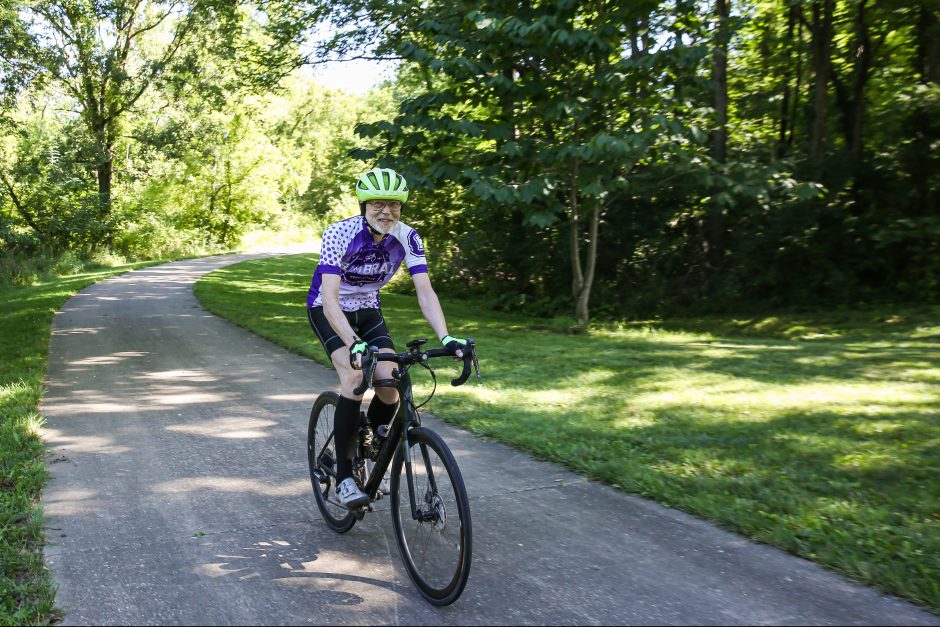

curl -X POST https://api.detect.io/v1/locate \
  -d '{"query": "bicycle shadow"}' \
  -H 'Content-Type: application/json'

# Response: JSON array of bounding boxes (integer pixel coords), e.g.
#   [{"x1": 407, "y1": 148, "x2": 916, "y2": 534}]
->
[{"x1": 191, "y1": 516, "x2": 423, "y2": 615}]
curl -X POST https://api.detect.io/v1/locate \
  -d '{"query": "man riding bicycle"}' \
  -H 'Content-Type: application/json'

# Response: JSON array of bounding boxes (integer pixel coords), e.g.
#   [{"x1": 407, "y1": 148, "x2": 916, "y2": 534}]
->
[{"x1": 306, "y1": 167, "x2": 467, "y2": 509}]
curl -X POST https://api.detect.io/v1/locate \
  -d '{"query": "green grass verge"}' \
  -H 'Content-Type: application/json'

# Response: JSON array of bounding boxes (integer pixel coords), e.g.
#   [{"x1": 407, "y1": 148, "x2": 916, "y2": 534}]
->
[
  {"x1": 0, "y1": 260, "x2": 164, "y2": 626},
  {"x1": 194, "y1": 253, "x2": 940, "y2": 613}
]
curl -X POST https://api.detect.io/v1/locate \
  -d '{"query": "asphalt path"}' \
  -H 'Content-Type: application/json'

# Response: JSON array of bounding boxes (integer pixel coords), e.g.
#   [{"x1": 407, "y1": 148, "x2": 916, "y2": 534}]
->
[{"x1": 40, "y1": 254, "x2": 937, "y2": 626}]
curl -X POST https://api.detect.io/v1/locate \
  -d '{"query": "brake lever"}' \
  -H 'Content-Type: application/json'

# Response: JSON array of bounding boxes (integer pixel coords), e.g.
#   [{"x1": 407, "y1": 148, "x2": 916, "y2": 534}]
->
[
  {"x1": 365, "y1": 356, "x2": 376, "y2": 388},
  {"x1": 352, "y1": 347, "x2": 378, "y2": 395}
]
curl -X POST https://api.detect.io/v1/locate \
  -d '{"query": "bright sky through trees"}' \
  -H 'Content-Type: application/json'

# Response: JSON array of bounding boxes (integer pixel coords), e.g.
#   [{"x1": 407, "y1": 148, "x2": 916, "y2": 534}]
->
[
  {"x1": 302, "y1": 22, "x2": 398, "y2": 93},
  {"x1": 310, "y1": 57, "x2": 397, "y2": 93}
]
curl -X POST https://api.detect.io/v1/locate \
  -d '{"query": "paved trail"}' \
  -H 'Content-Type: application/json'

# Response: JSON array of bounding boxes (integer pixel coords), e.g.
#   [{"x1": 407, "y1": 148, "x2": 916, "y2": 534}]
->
[{"x1": 40, "y1": 255, "x2": 937, "y2": 626}]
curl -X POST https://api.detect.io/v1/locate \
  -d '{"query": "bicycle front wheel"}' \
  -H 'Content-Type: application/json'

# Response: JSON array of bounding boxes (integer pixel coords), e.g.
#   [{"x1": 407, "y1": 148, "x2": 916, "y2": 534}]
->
[
  {"x1": 390, "y1": 426, "x2": 472, "y2": 605},
  {"x1": 308, "y1": 392, "x2": 356, "y2": 533}
]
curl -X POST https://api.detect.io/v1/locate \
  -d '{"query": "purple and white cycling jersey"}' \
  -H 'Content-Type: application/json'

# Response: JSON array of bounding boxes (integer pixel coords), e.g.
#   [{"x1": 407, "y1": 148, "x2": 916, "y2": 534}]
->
[{"x1": 307, "y1": 216, "x2": 428, "y2": 311}]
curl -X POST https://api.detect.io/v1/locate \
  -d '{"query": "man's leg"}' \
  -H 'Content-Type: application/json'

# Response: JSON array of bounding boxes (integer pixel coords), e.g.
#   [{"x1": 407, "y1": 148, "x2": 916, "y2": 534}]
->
[
  {"x1": 328, "y1": 347, "x2": 366, "y2": 483},
  {"x1": 309, "y1": 306, "x2": 369, "y2": 507},
  {"x1": 368, "y1": 348, "x2": 400, "y2": 431}
]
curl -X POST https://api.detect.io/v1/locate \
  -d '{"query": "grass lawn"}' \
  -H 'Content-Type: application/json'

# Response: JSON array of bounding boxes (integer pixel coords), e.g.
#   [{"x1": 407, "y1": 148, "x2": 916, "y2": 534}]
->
[
  {"x1": 0, "y1": 261, "x2": 163, "y2": 626},
  {"x1": 195, "y1": 253, "x2": 940, "y2": 613}
]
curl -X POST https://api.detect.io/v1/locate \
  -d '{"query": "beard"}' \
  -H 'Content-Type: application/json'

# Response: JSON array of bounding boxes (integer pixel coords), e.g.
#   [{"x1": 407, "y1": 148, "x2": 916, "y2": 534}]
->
[{"x1": 366, "y1": 214, "x2": 396, "y2": 234}]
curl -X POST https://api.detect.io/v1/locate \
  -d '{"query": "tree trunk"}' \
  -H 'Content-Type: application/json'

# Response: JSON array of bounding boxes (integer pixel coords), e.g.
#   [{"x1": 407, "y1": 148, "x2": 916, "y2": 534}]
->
[
  {"x1": 848, "y1": 0, "x2": 873, "y2": 163},
  {"x1": 92, "y1": 116, "x2": 115, "y2": 222},
  {"x1": 567, "y1": 157, "x2": 598, "y2": 327},
  {"x1": 832, "y1": 0, "x2": 878, "y2": 165},
  {"x1": 789, "y1": 13, "x2": 804, "y2": 149},
  {"x1": 809, "y1": 0, "x2": 834, "y2": 164},
  {"x1": 711, "y1": 0, "x2": 729, "y2": 164},
  {"x1": 707, "y1": 0, "x2": 729, "y2": 267},
  {"x1": 97, "y1": 158, "x2": 113, "y2": 219},
  {"x1": 569, "y1": 161, "x2": 583, "y2": 304},
  {"x1": 778, "y1": 3, "x2": 798, "y2": 157},
  {"x1": 673, "y1": 0, "x2": 686, "y2": 104},
  {"x1": 575, "y1": 201, "x2": 600, "y2": 327},
  {"x1": 918, "y1": 2, "x2": 940, "y2": 84}
]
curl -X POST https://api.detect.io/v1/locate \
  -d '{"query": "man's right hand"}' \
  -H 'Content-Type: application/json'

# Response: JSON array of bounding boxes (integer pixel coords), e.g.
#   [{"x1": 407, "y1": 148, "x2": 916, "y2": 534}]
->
[{"x1": 349, "y1": 339, "x2": 369, "y2": 369}]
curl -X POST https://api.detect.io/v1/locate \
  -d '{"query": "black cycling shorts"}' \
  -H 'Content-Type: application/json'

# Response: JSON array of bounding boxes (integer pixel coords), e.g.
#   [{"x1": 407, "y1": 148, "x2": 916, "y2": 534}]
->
[{"x1": 307, "y1": 306, "x2": 395, "y2": 359}]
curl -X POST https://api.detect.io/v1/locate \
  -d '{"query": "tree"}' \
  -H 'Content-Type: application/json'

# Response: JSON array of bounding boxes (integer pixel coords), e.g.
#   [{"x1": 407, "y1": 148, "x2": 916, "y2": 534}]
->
[
  {"x1": 1, "y1": 0, "x2": 242, "y2": 231},
  {"x1": 0, "y1": 108, "x2": 100, "y2": 253},
  {"x1": 341, "y1": 0, "x2": 703, "y2": 325},
  {"x1": 808, "y1": 0, "x2": 835, "y2": 165}
]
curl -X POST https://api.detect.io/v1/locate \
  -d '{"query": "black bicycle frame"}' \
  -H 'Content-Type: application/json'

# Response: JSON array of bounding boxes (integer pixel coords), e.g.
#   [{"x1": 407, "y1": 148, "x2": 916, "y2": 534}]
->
[{"x1": 359, "y1": 367, "x2": 440, "y2": 522}]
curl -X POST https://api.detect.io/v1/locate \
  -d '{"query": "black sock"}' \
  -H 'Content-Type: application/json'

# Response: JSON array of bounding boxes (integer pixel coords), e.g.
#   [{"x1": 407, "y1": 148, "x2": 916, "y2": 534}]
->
[
  {"x1": 367, "y1": 395, "x2": 399, "y2": 433},
  {"x1": 334, "y1": 395, "x2": 361, "y2": 481}
]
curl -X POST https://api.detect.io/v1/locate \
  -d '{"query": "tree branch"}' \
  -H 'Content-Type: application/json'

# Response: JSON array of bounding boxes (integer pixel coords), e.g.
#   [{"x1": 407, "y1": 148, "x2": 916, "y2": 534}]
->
[{"x1": 0, "y1": 170, "x2": 45, "y2": 240}]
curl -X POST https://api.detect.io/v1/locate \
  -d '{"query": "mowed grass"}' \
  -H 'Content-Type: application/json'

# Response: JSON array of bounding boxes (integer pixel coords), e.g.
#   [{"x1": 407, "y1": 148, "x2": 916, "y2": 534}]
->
[
  {"x1": 0, "y1": 261, "x2": 162, "y2": 626},
  {"x1": 195, "y1": 253, "x2": 940, "y2": 612}
]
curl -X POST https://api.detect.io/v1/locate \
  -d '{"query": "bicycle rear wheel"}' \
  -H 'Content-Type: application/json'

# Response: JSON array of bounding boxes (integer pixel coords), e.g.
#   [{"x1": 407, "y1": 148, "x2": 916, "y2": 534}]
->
[
  {"x1": 390, "y1": 426, "x2": 472, "y2": 605},
  {"x1": 308, "y1": 392, "x2": 356, "y2": 533}
]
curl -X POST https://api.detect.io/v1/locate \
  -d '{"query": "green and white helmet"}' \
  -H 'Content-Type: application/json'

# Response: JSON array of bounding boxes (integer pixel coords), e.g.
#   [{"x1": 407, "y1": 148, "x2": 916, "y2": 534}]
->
[{"x1": 356, "y1": 167, "x2": 409, "y2": 203}]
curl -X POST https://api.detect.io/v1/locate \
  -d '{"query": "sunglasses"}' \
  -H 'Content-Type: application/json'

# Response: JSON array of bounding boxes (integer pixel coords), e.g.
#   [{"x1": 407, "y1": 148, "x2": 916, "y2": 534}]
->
[{"x1": 367, "y1": 200, "x2": 402, "y2": 212}]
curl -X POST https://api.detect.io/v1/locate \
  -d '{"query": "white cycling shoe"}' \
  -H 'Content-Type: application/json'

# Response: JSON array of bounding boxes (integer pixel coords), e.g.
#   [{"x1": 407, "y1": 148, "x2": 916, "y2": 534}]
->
[
  {"x1": 335, "y1": 477, "x2": 369, "y2": 509},
  {"x1": 365, "y1": 459, "x2": 392, "y2": 495}
]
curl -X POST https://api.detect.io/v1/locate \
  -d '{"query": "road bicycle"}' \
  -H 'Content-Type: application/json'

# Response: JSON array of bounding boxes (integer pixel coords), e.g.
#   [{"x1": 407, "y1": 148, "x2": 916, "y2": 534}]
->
[{"x1": 307, "y1": 338, "x2": 480, "y2": 605}]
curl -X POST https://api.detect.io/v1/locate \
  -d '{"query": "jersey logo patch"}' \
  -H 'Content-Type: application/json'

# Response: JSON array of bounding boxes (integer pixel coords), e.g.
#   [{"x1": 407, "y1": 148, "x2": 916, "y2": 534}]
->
[
  {"x1": 408, "y1": 230, "x2": 425, "y2": 257},
  {"x1": 344, "y1": 247, "x2": 392, "y2": 287}
]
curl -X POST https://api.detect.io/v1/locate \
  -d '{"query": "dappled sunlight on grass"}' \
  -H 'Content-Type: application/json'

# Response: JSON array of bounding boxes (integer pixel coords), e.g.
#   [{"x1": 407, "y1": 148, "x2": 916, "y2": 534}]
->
[
  {"x1": 834, "y1": 451, "x2": 903, "y2": 472},
  {"x1": 0, "y1": 381, "x2": 40, "y2": 409}
]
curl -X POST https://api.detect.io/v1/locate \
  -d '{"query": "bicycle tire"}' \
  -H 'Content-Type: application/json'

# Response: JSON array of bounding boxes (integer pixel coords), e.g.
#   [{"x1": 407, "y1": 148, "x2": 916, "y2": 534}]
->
[
  {"x1": 390, "y1": 426, "x2": 472, "y2": 605},
  {"x1": 308, "y1": 392, "x2": 357, "y2": 533}
]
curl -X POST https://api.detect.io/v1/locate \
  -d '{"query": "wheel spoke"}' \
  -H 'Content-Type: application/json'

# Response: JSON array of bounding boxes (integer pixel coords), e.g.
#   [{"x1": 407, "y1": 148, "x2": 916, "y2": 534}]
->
[
  {"x1": 308, "y1": 394, "x2": 356, "y2": 533},
  {"x1": 391, "y1": 428, "x2": 471, "y2": 604}
]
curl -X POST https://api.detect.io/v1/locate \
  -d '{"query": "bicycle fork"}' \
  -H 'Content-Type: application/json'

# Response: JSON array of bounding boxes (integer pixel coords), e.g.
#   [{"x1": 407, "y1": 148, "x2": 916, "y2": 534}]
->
[{"x1": 402, "y1": 428, "x2": 442, "y2": 523}]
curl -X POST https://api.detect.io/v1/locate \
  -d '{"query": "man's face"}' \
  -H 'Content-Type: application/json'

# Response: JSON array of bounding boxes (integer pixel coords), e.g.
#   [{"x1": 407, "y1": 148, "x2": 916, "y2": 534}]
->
[{"x1": 365, "y1": 200, "x2": 402, "y2": 235}]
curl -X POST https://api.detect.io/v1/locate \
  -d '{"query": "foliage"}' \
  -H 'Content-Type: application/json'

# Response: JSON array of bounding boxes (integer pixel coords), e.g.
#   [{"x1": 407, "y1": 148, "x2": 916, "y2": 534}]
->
[
  {"x1": 0, "y1": 0, "x2": 382, "y2": 261},
  {"x1": 1, "y1": 27, "x2": 387, "y2": 261},
  {"x1": 291, "y1": 0, "x2": 940, "y2": 319},
  {"x1": 266, "y1": 75, "x2": 397, "y2": 222},
  {"x1": 0, "y1": 110, "x2": 101, "y2": 255}
]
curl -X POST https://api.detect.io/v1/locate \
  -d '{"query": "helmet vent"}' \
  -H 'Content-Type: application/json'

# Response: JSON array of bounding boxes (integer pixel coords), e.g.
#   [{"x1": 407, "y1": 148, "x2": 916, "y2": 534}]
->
[{"x1": 356, "y1": 167, "x2": 409, "y2": 203}]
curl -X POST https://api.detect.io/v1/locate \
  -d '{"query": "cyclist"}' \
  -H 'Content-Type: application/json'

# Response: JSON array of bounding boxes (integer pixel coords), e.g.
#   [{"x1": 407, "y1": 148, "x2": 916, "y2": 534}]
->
[{"x1": 306, "y1": 167, "x2": 467, "y2": 509}]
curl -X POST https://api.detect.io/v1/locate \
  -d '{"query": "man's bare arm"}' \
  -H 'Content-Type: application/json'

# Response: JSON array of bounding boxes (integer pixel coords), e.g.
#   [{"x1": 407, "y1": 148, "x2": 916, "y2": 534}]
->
[
  {"x1": 412, "y1": 273, "x2": 463, "y2": 357},
  {"x1": 321, "y1": 274, "x2": 363, "y2": 364}
]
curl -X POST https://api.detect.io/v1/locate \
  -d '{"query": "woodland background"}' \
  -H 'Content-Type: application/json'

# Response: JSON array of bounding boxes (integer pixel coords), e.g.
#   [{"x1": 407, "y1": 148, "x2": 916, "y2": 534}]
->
[{"x1": 1, "y1": 0, "x2": 938, "y2": 324}]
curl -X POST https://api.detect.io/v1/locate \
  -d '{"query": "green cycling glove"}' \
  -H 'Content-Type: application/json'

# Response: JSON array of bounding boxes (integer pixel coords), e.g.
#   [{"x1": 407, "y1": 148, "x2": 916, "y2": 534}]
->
[
  {"x1": 349, "y1": 339, "x2": 369, "y2": 367},
  {"x1": 441, "y1": 335, "x2": 467, "y2": 355}
]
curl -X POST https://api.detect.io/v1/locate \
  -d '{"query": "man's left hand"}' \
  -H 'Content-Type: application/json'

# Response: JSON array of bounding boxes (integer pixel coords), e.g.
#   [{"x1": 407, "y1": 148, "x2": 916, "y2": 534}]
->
[{"x1": 441, "y1": 335, "x2": 467, "y2": 359}]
